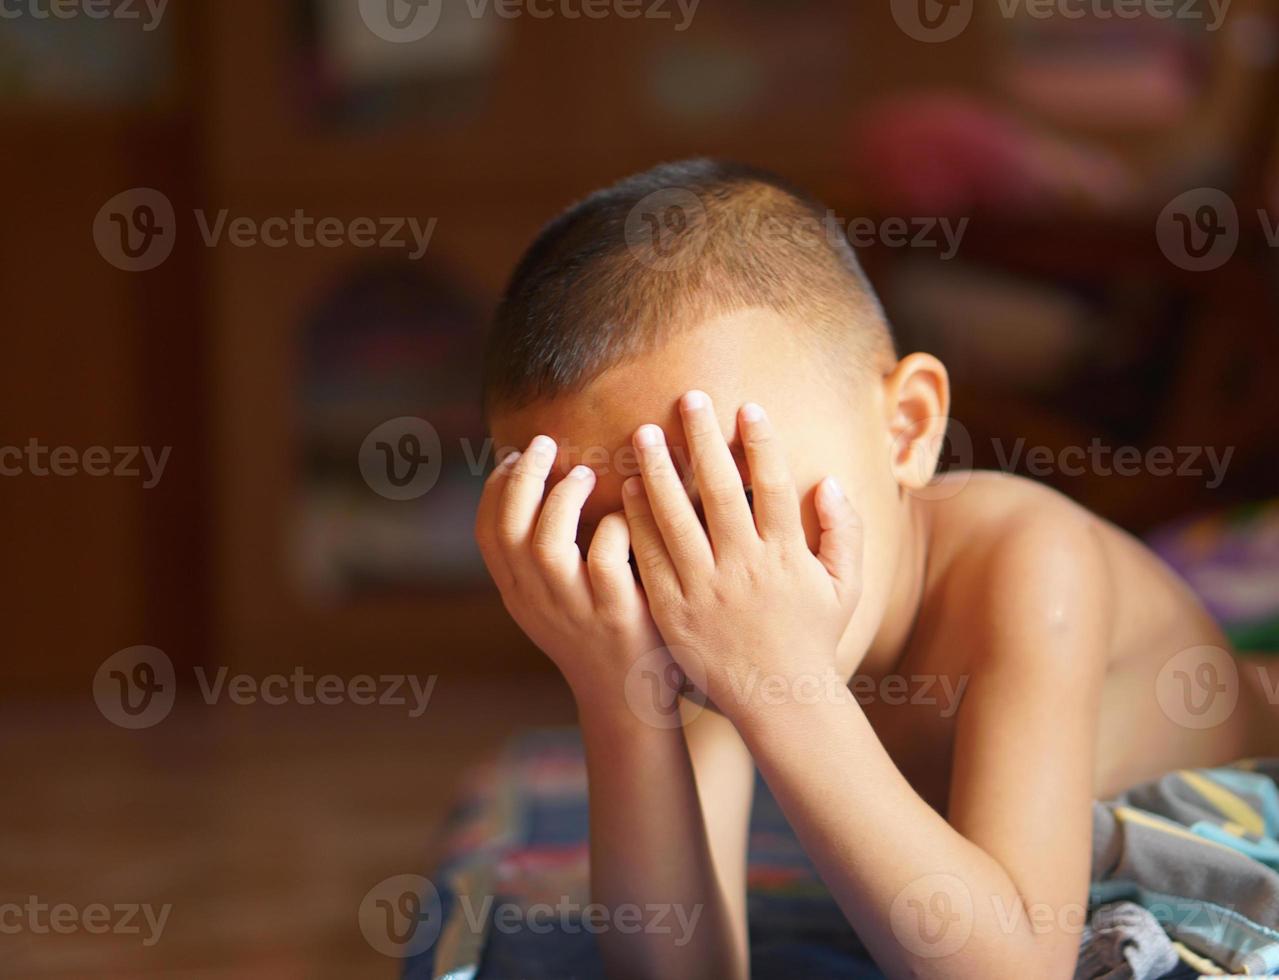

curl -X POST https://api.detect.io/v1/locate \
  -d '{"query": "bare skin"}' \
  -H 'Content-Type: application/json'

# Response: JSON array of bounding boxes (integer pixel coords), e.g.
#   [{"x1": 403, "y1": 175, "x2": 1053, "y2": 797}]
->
[{"x1": 479, "y1": 306, "x2": 1276, "y2": 980}]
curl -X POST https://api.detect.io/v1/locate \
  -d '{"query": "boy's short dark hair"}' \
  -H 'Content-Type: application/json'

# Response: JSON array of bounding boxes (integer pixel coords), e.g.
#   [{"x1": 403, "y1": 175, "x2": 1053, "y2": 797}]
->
[{"x1": 484, "y1": 158, "x2": 895, "y2": 415}]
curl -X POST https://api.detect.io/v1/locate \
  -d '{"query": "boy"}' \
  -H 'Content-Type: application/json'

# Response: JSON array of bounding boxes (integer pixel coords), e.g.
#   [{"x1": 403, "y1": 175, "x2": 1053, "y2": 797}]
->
[{"x1": 474, "y1": 160, "x2": 1276, "y2": 979}]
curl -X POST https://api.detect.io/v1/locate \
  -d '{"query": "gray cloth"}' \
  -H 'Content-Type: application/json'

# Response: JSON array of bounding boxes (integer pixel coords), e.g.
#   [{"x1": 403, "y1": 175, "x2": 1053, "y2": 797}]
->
[
  {"x1": 1088, "y1": 759, "x2": 1279, "y2": 975},
  {"x1": 1075, "y1": 902, "x2": 1180, "y2": 980}
]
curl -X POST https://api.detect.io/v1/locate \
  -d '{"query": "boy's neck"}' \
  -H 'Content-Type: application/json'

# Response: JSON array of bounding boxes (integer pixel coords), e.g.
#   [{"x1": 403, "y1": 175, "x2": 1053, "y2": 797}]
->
[{"x1": 861, "y1": 493, "x2": 934, "y2": 681}]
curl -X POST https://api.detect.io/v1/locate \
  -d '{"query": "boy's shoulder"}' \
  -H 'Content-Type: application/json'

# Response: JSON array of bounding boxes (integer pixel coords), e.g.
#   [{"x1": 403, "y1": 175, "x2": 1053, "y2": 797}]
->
[{"x1": 920, "y1": 471, "x2": 1114, "y2": 651}]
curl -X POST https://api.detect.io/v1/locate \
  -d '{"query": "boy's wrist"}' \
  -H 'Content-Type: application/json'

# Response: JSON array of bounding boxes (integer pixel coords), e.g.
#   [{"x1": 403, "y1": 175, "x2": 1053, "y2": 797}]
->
[{"x1": 713, "y1": 657, "x2": 851, "y2": 730}]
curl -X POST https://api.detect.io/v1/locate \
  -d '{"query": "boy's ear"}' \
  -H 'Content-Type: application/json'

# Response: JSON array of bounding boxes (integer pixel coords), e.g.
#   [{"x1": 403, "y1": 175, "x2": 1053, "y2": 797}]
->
[{"x1": 881, "y1": 353, "x2": 951, "y2": 490}]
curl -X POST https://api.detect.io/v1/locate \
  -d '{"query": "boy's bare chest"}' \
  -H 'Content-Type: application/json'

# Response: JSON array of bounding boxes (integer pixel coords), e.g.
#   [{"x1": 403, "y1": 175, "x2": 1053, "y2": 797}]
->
[{"x1": 860, "y1": 669, "x2": 966, "y2": 816}]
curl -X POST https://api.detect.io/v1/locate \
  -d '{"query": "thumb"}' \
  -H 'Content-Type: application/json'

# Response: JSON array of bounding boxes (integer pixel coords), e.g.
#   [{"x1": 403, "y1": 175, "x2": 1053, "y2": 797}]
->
[{"x1": 815, "y1": 477, "x2": 862, "y2": 605}]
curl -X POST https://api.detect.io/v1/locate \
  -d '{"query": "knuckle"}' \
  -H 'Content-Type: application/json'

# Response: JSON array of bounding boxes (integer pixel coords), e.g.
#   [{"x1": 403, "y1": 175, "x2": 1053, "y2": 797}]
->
[
  {"x1": 702, "y1": 479, "x2": 745, "y2": 509},
  {"x1": 755, "y1": 480, "x2": 793, "y2": 505},
  {"x1": 586, "y1": 546, "x2": 621, "y2": 573},
  {"x1": 664, "y1": 517, "x2": 703, "y2": 551},
  {"x1": 494, "y1": 513, "x2": 528, "y2": 549},
  {"x1": 643, "y1": 456, "x2": 676, "y2": 483},
  {"x1": 595, "y1": 601, "x2": 629, "y2": 631},
  {"x1": 530, "y1": 532, "x2": 560, "y2": 567},
  {"x1": 745, "y1": 426, "x2": 772, "y2": 449},
  {"x1": 633, "y1": 539, "x2": 668, "y2": 569}
]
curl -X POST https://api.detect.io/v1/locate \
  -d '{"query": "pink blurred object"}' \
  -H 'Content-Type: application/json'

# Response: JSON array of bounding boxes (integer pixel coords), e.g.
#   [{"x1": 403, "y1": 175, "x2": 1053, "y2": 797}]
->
[{"x1": 853, "y1": 93, "x2": 1134, "y2": 216}]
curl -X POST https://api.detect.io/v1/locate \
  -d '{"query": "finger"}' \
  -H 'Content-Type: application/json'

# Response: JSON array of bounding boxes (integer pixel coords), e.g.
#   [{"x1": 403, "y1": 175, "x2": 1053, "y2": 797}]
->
[
  {"x1": 677, "y1": 390, "x2": 754, "y2": 553},
  {"x1": 815, "y1": 476, "x2": 863, "y2": 605},
  {"x1": 475, "y1": 449, "x2": 521, "y2": 590},
  {"x1": 622, "y1": 475, "x2": 682, "y2": 598},
  {"x1": 739, "y1": 403, "x2": 803, "y2": 543},
  {"x1": 587, "y1": 510, "x2": 644, "y2": 616},
  {"x1": 496, "y1": 434, "x2": 557, "y2": 561},
  {"x1": 633, "y1": 423, "x2": 713, "y2": 578},
  {"x1": 532, "y1": 464, "x2": 596, "y2": 584}
]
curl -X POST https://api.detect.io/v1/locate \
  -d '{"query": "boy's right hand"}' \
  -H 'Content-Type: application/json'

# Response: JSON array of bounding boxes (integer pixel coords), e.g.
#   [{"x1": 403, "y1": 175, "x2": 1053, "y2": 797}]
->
[{"x1": 475, "y1": 435, "x2": 664, "y2": 699}]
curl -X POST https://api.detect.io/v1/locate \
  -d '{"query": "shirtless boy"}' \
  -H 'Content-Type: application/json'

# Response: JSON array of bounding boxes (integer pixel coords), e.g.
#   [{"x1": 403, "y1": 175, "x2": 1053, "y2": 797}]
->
[{"x1": 474, "y1": 160, "x2": 1277, "y2": 979}]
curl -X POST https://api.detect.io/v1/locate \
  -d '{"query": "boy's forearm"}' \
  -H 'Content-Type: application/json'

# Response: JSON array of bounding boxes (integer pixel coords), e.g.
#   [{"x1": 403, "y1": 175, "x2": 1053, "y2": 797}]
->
[
  {"x1": 577, "y1": 693, "x2": 748, "y2": 980},
  {"x1": 729, "y1": 687, "x2": 1079, "y2": 980}
]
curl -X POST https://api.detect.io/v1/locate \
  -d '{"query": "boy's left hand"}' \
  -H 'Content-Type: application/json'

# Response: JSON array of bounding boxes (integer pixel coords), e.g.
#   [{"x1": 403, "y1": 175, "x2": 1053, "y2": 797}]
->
[{"x1": 622, "y1": 390, "x2": 863, "y2": 720}]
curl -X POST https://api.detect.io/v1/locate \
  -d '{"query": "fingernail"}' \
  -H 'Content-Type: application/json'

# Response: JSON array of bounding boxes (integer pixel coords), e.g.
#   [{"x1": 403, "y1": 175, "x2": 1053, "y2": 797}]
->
[
  {"x1": 569, "y1": 465, "x2": 595, "y2": 482},
  {"x1": 624, "y1": 476, "x2": 644, "y2": 497},
  {"x1": 530, "y1": 435, "x2": 556, "y2": 460},
  {"x1": 682, "y1": 390, "x2": 708, "y2": 411},
  {"x1": 823, "y1": 476, "x2": 845, "y2": 500},
  {"x1": 634, "y1": 424, "x2": 664, "y2": 449},
  {"x1": 741, "y1": 403, "x2": 765, "y2": 423},
  {"x1": 500, "y1": 450, "x2": 522, "y2": 468}
]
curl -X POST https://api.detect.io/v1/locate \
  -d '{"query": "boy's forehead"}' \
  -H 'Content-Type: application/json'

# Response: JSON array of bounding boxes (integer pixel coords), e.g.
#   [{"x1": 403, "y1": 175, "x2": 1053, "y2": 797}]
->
[{"x1": 492, "y1": 307, "x2": 796, "y2": 445}]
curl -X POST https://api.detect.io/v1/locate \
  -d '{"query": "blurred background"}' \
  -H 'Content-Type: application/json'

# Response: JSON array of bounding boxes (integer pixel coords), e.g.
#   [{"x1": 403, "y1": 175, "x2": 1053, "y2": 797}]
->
[{"x1": 3, "y1": 0, "x2": 1279, "y2": 974}]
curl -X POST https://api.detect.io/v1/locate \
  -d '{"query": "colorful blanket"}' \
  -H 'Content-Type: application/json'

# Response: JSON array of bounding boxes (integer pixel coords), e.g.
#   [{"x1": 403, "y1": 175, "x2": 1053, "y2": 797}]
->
[{"x1": 403, "y1": 730, "x2": 1279, "y2": 979}]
